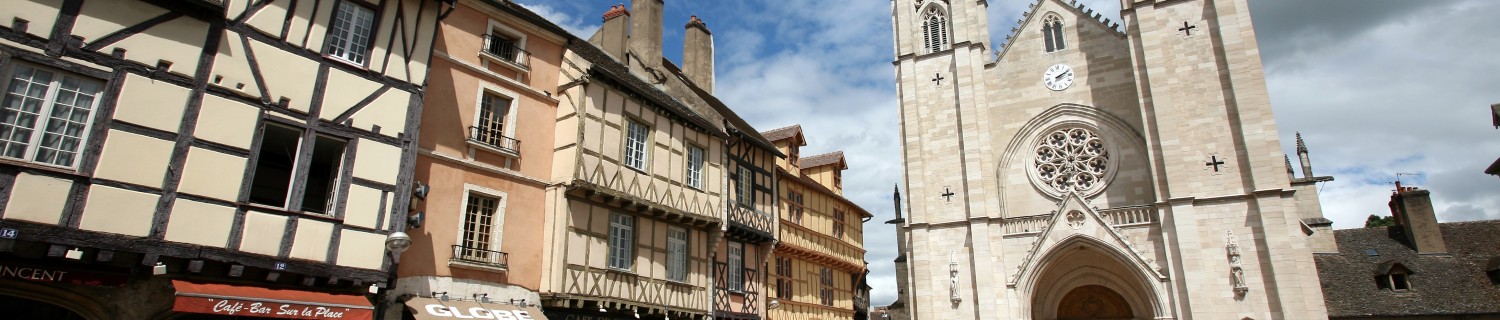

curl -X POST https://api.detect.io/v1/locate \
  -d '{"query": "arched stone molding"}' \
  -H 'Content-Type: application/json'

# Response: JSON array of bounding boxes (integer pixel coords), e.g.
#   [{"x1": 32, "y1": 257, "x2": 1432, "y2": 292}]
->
[
  {"x1": 997, "y1": 103, "x2": 1149, "y2": 205},
  {"x1": 0, "y1": 279, "x2": 111, "y2": 320},
  {"x1": 1012, "y1": 236, "x2": 1172, "y2": 320}
]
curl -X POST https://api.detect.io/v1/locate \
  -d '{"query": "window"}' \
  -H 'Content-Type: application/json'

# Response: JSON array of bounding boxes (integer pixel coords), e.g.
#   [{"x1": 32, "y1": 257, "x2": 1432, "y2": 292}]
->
[
  {"x1": 833, "y1": 209, "x2": 846, "y2": 239},
  {"x1": 1375, "y1": 265, "x2": 1412, "y2": 291},
  {"x1": 735, "y1": 166, "x2": 752, "y2": 205},
  {"x1": 325, "y1": 0, "x2": 376, "y2": 65},
  {"x1": 624, "y1": 120, "x2": 649, "y2": 170},
  {"x1": 0, "y1": 63, "x2": 102, "y2": 168},
  {"x1": 457, "y1": 192, "x2": 501, "y2": 262},
  {"x1": 472, "y1": 92, "x2": 517, "y2": 152},
  {"x1": 249, "y1": 124, "x2": 347, "y2": 214},
  {"x1": 1043, "y1": 14, "x2": 1066, "y2": 53},
  {"x1": 835, "y1": 170, "x2": 843, "y2": 188},
  {"x1": 787, "y1": 191, "x2": 804, "y2": 224},
  {"x1": 686, "y1": 145, "x2": 704, "y2": 189},
  {"x1": 483, "y1": 32, "x2": 528, "y2": 67},
  {"x1": 775, "y1": 257, "x2": 793, "y2": 299},
  {"x1": 789, "y1": 145, "x2": 799, "y2": 166},
  {"x1": 921, "y1": 7, "x2": 949, "y2": 53},
  {"x1": 667, "y1": 227, "x2": 688, "y2": 282},
  {"x1": 608, "y1": 213, "x2": 635, "y2": 270},
  {"x1": 1488, "y1": 269, "x2": 1500, "y2": 285},
  {"x1": 819, "y1": 267, "x2": 834, "y2": 306},
  {"x1": 727, "y1": 241, "x2": 744, "y2": 291}
]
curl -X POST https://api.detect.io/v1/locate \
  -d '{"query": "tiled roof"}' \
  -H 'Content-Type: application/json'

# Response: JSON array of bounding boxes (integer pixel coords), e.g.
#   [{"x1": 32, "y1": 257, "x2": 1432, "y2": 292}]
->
[
  {"x1": 800, "y1": 151, "x2": 846, "y2": 169},
  {"x1": 776, "y1": 167, "x2": 872, "y2": 218},
  {"x1": 1316, "y1": 221, "x2": 1500, "y2": 318},
  {"x1": 660, "y1": 61, "x2": 783, "y2": 157},
  {"x1": 760, "y1": 124, "x2": 803, "y2": 144},
  {"x1": 565, "y1": 40, "x2": 725, "y2": 138}
]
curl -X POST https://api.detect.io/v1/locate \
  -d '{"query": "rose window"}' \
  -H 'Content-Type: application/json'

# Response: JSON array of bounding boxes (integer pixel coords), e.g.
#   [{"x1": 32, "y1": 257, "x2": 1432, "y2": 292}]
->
[{"x1": 1033, "y1": 128, "x2": 1109, "y2": 194}]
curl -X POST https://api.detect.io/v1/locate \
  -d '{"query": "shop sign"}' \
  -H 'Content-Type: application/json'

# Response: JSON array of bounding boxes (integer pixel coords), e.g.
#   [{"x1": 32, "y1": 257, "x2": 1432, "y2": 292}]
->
[
  {"x1": 404, "y1": 297, "x2": 549, "y2": 320},
  {"x1": 174, "y1": 297, "x2": 372, "y2": 320},
  {"x1": 0, "y1": 262, "x2": 128, "y2": 287}
]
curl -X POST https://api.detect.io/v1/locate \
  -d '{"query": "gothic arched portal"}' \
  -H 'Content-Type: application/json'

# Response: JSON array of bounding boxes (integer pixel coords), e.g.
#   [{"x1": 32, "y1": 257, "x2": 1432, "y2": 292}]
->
[{"x1": 1056, "y1": 285, "x2": 1134, "y2": 320}]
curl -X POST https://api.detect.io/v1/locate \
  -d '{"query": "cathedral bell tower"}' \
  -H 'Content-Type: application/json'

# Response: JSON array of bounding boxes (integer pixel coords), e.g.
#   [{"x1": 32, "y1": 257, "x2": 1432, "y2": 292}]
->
[{"x1": 1122, "y1": 0, "x2": 1328, "y2": 318}]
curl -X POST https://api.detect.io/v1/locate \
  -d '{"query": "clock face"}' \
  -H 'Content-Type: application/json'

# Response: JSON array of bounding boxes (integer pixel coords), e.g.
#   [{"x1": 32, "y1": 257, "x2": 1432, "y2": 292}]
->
[{"x1": 1043, "y1": 64, "x2": 1074, "y2": 91}]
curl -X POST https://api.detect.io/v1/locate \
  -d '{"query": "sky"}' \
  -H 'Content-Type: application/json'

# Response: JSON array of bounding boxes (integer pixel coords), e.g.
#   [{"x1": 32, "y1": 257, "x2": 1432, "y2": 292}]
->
[{"x1": 515, "y1": 0, "x2": 1500, "y2": 309}]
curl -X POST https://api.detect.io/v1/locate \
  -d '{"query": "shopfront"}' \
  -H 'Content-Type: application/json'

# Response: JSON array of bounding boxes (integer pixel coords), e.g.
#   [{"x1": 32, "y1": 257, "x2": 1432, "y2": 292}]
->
[{"x1": 403, "y1": 297, "x2": 548, "y2": 320}]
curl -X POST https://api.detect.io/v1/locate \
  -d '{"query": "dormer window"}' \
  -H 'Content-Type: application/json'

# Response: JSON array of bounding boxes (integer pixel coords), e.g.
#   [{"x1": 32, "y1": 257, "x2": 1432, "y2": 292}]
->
[
  {"x1": 1375, "y1": 263, "x2": 1412, "y2": 291},
  {"x1": 1042, "y1": 14, "x2": 1066, "y2": 53},
  {"x1": 921, "y1": 6, "x2": 950, "y2": 53}
]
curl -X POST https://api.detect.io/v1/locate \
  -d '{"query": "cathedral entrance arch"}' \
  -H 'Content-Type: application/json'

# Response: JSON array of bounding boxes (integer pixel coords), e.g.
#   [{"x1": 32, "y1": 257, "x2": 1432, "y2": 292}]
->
[{"x1": 1021, "y1": 237, "x2": 1163, "y2": 320}]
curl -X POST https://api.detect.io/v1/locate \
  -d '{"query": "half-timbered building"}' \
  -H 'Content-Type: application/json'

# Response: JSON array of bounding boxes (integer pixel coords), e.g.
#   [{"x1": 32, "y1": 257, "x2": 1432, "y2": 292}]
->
[
  {"x1": 0, "y1": 0, "x2": 445, "y2": 318},
  {"x1": 388, "y1": 0, "x2": 563, "y2": 318},
  {"x1": 761, "y1": 125, "x2": 872, "y2": 320}
]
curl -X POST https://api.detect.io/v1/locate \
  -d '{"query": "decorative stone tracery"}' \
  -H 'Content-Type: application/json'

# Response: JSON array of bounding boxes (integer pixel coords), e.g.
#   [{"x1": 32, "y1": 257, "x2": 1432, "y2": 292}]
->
[{"x1": 1033, "y1": 127, "x2": 1110, "y2": 196}]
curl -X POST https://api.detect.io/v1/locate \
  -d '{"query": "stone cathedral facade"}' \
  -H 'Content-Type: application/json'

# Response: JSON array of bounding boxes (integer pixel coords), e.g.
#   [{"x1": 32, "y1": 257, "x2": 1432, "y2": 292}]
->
[{"x1": 888, "y1": 0, "x2": 1332, "y2": 319}]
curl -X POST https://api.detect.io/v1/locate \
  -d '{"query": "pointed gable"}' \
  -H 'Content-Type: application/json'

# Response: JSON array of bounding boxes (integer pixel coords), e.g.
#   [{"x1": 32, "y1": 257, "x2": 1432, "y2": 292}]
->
[
  {"x1": 1007, "y1": 192, "x2": 1164, "y2": 288},
  {"x1": 992, "y1": 0, "x2": 1125, "y2": 66}
]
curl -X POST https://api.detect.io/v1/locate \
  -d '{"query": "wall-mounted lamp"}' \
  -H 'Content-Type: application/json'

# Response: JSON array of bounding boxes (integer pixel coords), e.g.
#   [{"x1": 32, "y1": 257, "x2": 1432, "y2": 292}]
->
[
  {"x1": 386, "y1": 232, "x2": 412, "y2": 255},
  {"x1": 64, "y1": 247, "x2": 83, "y2": 260},
  {"x1": 474, "y1": 293, "x2": 489, "y2": 303},
  {"x1": 152, "y1": 262, "x2": 167, "y2": 275}
]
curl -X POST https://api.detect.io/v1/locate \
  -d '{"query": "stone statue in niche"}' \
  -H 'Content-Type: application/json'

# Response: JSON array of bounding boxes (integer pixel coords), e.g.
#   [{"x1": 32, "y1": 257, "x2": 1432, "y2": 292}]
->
[
  {"x1": 1226, "y1": 231, "x2": 1249, "y2": 295},
  {"x1": 949, "y1": 250, "x2": 961, "y2": 303}
]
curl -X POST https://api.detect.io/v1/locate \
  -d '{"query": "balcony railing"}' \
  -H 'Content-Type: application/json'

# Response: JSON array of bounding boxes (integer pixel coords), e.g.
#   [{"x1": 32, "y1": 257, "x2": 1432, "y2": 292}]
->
[
  {"x1": 470, "y1": 125, "x2": 520, "y2": 156},
  {"x1": 482, "y1": 34, "x2": 530, "y2": 69},
  {"x1": 451, "y1": 245, "x2": 508, "y2": 268},
  {"x1": 727, "y1": 205, "x2": 775, "y2": 240}
]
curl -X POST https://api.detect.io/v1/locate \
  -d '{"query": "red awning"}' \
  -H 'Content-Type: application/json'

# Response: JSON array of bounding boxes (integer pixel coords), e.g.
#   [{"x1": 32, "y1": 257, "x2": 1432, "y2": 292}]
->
[{"x1": 171, "y1": 280, "x2": 374, "y2": 320}]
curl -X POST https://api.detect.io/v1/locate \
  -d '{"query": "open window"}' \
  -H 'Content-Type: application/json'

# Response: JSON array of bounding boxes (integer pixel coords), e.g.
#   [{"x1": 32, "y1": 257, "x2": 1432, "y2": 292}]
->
[{"x1": 248, "y1": 123, "x2": 348, "y2": 215}]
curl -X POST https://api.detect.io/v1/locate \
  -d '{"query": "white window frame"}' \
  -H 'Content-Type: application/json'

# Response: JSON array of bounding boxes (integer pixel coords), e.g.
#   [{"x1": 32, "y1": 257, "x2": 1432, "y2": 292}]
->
[
  {"x1": 247, "y1": 123, "x2": 349, "y2": 215},
  {"x1": 468, "y1": 84, "x2": 521, "y2": 159},
  {"x1": 0, "y1": 62, "x2": 103, "y2": 169},
  {"x1": 608, "y1": 212, "x2": 635, "y2": 270},
  {"x1": 624, "y1": 119, "x2": 650, "y2": 171},
  {"x1": 727, "y1": 241, "x2": 744, "y2": 292},
  {"x1": 482, "y1": 19, "x2": 530, "y2": 72},
  {"x1": 454, "y1": 184, "x2": 508, "y2": 254},
  {"x1": 667, "y1": 226, "x2": 689, "y2": 282},
  {"x1": 324, "y1": 0, "x2": 377, "y2": 66},
  {"x1": 735, "y1": 166, "x2": 752, "y2": 206},
  {"x1": 686, "y1": 145, "x2": 704, "y2": 189}
]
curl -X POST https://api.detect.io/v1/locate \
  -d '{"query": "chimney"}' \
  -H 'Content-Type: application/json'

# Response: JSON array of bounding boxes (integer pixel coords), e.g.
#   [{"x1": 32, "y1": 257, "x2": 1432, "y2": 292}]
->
[
  {"x1": 628, "y1": 0, "x2": 664, "y2": 67},
  {"x1": 1296, "y1": 132, "x2": 1314, "y2": 177},
  {"x1": 1387, "y1": 186, "x2": 1447, "y2": 254},
  {"x1": 682, "y1": 15, "x2": 714, "y2": 93},
  {"x1": 589, "y1": 4, "x2": 630, "y2": 59}
]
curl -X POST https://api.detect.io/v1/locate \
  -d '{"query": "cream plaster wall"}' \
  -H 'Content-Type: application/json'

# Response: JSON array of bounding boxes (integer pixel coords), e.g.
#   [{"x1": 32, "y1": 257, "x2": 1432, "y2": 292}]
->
[
  {"x1": 193, "y1": 95, "x2": 261, "y2": 149},
  {"x1": 4, "y1": 172, "x2": 74, "y2": 224},
  {"x1": 114, "y1": 74, "x2": 191, "y2": 132},
  {"x1": 93, "y1": 130, "x2": 174, "y2": 188},
  {"x1": 352, "y1": 138, "x2": 401, "y2": 185},
  {"x1": 77, "y1": 185, "x2": 159, "y2": 237},
  {"x1": 177, "y1": 147, "x2": 248, "y2": 202},
  {"x1": 342, "y1": 185, "x2": 386, "y2": 230},
  {"x1": 336, "y1": 229, "x2": 385, "y2": 269},
  {"x1": 320, "y1": 70, "x2": 383, "y2": 122},
  {"x1": 99, "y1": 16, "x2": 208, "y2": 77},
  {"x1": 244, "y1": 0, "x2": 288, "y2": 38},
  {"x1": 71, "y1": 0, "x2": 164, "y2": 46},
  {"x1": 164, "y1": 199, "x2": 236, "y2": 248},
  {"x1": 248, "y1": 40, "x2": 318, "y2": 112},
  {"x1": 347, "y1": 89, "x2": 411, "y2": 138},
  {"x1": 239, "y1": 210, "x2": 289, "y2": 256},
  {"x1": 290, "y1": 219, "x2": 334, "y2": 261},
  {"x1": 0, "y1": 0, "x2": 61, "y2": 39}
]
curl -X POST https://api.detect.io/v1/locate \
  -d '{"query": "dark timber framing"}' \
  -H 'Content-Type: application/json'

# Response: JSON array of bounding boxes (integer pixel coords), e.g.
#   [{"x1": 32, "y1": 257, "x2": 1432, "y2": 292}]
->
[{"x1": 0, "y1": 0, "x2": 451, "y2": 285}]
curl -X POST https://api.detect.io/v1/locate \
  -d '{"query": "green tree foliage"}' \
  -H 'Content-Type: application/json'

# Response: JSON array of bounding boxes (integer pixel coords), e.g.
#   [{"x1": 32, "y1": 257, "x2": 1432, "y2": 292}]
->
[{"x1": 1365, "y1": 214, "x2": 1397, "y2": 228}]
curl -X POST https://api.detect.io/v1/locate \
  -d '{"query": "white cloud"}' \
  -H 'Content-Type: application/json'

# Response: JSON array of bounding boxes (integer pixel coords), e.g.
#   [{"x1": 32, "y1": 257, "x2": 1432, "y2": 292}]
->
[{"x1": 513, "y1": 1, "x2": 600, "y2": 38}]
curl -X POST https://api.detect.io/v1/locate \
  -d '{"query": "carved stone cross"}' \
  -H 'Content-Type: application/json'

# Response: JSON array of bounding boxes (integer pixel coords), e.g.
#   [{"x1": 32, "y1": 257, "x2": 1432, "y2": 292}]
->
[
  {"x1": 932, "y1": 73, "x2": 945, "y2": 86},
  {"x1": 1205, "y1": 155, "x2": 1226, "y2": 172},
  {"x1": 1178, "y1": 21, "x2": 1198, "y2": 36},
  {"x1": 940, "y1": 187, "x2": 956, "y2": 202}
]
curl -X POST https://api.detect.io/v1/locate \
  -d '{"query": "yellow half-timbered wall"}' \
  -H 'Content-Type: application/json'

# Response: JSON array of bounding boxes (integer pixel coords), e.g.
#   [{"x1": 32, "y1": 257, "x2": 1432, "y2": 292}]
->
[{"x1": 0, "y1": 0, "x2": 444, "y2": 286}]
